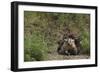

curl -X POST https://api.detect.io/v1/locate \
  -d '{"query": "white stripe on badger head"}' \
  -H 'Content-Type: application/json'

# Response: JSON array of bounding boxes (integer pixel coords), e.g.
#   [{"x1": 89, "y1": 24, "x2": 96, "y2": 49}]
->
[{"x1": 68, "y1": 38, "x2": 76, "y2": 47}]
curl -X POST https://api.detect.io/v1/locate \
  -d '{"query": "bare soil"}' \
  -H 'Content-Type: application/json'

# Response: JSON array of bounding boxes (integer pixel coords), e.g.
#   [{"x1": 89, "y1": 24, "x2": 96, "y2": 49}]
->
[{"x1": 47, "y1": 50, "x2": 90, "y2": 60}]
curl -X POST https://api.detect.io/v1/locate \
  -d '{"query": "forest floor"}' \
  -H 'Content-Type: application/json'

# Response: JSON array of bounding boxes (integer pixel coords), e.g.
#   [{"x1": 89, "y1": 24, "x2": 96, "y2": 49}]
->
[{"x1": 46, "y1": 49, "x2": 90, "y2": 60}]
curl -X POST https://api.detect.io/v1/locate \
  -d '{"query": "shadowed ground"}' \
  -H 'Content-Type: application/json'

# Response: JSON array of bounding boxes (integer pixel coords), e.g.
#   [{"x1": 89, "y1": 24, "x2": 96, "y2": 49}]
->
[{"x1": 47, "y1": 49, "x2": 89, "y2": 60}]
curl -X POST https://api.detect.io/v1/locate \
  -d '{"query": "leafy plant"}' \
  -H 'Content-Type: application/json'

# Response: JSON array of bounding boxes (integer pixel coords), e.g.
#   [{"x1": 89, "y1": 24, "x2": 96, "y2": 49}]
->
[{"x1": 24, "y1": 11, "x2": 90, "y2": 61}]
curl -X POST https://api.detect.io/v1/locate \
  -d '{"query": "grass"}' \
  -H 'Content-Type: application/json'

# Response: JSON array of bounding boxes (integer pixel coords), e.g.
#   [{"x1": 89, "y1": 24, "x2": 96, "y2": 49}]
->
[{"x1": 24, "y1": 11, "x2": 90, "y2": 61}]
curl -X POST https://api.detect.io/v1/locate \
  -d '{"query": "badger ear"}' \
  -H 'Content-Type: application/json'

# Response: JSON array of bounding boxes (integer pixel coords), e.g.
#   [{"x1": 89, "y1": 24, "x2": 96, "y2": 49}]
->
[{"x1": 64, "y1": 39, "x2": 68, "y2": 42}]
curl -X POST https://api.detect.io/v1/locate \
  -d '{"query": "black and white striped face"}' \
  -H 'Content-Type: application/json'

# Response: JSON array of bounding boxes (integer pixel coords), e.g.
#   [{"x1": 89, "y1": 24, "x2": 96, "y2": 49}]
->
[
  {"x1": 61, "y1": 38, "x2": 78, "y2": 55},
  {"x1": 63, "y1": 38, "x2": 77, "y2": 50}
]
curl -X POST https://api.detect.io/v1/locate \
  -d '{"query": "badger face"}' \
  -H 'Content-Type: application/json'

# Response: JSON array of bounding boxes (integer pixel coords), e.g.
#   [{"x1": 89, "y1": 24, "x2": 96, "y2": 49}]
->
[
  {"x1": 63, "y1": 38, "x2": 78, "y2": 55},
  {"x1": 63, "y1": 38, "x2": 76, "y2": 48},
  {"x1": 67, "y1": 38, "x2": 76, "y2": 49}
]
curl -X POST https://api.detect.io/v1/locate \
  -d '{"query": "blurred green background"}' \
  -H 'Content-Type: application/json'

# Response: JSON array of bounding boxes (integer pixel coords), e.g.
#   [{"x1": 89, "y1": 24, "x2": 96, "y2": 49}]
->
[{"x1": 24, "y1": 11, "x2": 90, "y2": 62}]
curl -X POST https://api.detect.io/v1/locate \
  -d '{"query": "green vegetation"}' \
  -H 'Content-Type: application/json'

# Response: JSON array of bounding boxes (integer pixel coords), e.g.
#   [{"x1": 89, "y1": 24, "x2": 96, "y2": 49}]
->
[{"x1": 24, "y1": 11, "x2": 90, "y2": 61}]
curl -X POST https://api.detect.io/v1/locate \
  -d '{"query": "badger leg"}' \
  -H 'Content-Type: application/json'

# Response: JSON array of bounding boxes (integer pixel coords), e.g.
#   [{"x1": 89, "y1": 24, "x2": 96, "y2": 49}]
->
[
  {"x1": 64, "y1": 50, "x2": 70, "y2": 56},
  {"x1": 57, "y1": 46, "x2": 65, "y2": 55},
  {"x1": 73, "y1": 48, "x2": 78, "y2": 55}
]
